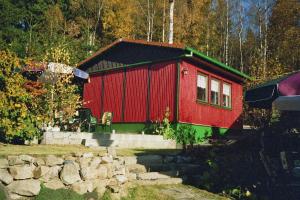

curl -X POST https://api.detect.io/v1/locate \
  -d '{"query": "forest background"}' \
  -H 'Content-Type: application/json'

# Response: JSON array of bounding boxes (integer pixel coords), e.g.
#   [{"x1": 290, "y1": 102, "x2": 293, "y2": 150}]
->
[{"x1": 0, "y1": 0, "x2": 299, "y2": 128}]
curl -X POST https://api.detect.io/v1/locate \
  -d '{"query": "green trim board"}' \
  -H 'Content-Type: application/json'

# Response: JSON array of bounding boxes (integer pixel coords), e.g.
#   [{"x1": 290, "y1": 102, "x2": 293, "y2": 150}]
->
[
  {"x1": 95, "y1": 123, "x2": 146, "y2": 133},
  {"x1": 184, "y1": 47, "x2": 251, "y2": 80},
  {"x1": 175, "y1": 122, "x2": 229, "y2": 139}
]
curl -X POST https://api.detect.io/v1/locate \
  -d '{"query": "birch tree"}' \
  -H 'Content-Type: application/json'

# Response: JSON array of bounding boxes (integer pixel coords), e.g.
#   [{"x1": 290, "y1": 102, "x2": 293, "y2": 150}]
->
[{"x1": 169, "y1": 0, "x2": 175, "y2": 44}]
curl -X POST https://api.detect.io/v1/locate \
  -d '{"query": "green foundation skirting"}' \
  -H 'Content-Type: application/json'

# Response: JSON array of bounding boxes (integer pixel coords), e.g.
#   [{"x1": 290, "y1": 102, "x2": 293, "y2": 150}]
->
[
  {"x1": 95, "y1": 123, "x2": 146, "y2": 133},
  {"x1": 175, "y1": 123, "x2": 229, "y2": 139},
  {"x1": 95, "y1": 122, "x2": 230, "y2": 139}
]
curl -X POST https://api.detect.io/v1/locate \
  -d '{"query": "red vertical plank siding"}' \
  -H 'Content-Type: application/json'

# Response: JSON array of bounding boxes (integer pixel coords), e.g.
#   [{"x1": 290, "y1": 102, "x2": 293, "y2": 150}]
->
[
  {"x1": 149, "y1": 61, "x2": 176, "y2": 122},
  {"x1": 102, "y1": 70, "x2": 124, "y2": 122},
  {"x1": 83, "y1": 75, "x2": 102, "y2": 120},
  {"x1": 179, "y1": 60, "x2": 243, "y2": 129},
  {"x1": 124, "y1": 66, "x2": 148, "y2": 122}
]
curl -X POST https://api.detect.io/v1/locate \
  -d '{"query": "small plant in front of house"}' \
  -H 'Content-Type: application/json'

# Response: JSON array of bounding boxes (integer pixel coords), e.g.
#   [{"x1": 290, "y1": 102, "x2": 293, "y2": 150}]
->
[
  {"x1": 161, "y1": 107, "x2": 175, "y2": 139},
  {"x1": 174, "y1": 124, "x2": 197, "y2": 150}
]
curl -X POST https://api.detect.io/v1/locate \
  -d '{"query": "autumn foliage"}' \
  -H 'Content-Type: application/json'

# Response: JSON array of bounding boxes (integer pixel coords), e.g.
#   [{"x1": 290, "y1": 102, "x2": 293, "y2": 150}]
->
[{"x1": 0, "y1": 51, "x2": 45, "y2": 141}]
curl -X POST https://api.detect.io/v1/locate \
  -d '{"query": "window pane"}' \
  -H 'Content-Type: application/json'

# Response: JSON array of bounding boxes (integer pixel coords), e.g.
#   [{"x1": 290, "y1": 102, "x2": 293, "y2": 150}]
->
[
  {"x1": 197, "y1": 74, "x2": 207, "y2": 102},
  {"x1": 211, "y1": 79, "x2": 220, "y2": 92},
  {"x1": 210, "y1": 79, "x2": 220, "y2": 104},
  {"x1": 222, "y1": 83, "x2": 231, "y2": 108}
]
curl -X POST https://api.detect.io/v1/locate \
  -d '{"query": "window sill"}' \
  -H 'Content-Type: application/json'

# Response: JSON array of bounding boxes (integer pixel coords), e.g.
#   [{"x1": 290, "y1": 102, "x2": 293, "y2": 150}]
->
[
  {"x1": 211, "y1": 104, "x2": 232, "y2": 110},
  {"x1": 196, "y1": 100, "x2": 209, "y2": 105},
  {"x1": 196, "y1": 100, "x2": 232, "y2": 111}
]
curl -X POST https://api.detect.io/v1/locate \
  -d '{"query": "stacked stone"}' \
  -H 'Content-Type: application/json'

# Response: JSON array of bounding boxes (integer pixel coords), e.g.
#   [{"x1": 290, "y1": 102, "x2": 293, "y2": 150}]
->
[
  {"x1": 0, "y1": 149, "x2": 129, "y2": 200},
  {"x1": 0, "y1": 149, "x2": 191, "y2": 200}
]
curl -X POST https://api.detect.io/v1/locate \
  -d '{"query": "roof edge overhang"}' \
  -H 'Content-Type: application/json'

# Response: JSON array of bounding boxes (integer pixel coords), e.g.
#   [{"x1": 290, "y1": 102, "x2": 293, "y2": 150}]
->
[
  {"x1": 77, "y1": 39, "x2": 251, "y2": 81},
  {"x1": 77, "y1": 38, "x2": 185, "y2": 68},
  {"x1": 184, "y1": 47, "x2": 252, "y2": 81}
]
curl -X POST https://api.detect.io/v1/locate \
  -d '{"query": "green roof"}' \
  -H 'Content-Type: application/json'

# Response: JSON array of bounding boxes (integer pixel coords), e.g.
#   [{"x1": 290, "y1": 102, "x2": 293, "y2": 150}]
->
[{"x1": 185, "y1": 47, "x2": 252, "y2": 80}]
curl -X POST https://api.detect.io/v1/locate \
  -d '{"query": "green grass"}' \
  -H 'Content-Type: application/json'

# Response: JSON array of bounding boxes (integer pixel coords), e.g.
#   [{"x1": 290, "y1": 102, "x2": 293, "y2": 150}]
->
[
  {"x1": 35, "y1": 187, "x2": 84, "y2": 200},
  {"x1": 0, "y1": 184, "x2": 7, "y2": 200},
  {"x1": 35, "y1": 184, "x2": 228, "y2": 200},
  {"x1": 0, "y1": 143, "x2": 180, "y2": 157},
  {"x1": 0, "y1": 144, "x2": 106, "y2": 157},
  {"x1": 122, "y1": 185, "x2": 173, "y2": 200}
]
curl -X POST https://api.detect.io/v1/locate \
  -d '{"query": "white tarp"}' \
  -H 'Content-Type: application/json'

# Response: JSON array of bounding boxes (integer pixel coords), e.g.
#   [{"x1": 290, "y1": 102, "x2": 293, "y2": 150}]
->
[
  {"x1": 38, "y1": 62, "x2": 89, "y2": 83},
  {"x1": 273, "y1": 95, "x2": 300, "y2": 111},
  {"x1": 48, "y1": 62, "x2": 73, "y2": 74}
]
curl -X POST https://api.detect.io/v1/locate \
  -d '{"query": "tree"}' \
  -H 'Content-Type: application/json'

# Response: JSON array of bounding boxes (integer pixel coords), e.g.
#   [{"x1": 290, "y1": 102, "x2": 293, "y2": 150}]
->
[
  {"x1": 43, "y1": 45, "x2": 81, "y2": 126},
  {"x1": 0, "y1": 51, "x2": 45, "y2": 142},
  {"x1": 168, "y1": 0, "x2": 175, "y2": 44},
  {"x1": 268, "y1": 0, "x2": 300, "y2": 70}
]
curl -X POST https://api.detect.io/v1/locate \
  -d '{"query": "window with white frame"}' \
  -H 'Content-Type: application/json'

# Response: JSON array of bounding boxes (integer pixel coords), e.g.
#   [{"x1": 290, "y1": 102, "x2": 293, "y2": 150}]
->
[
  {"x1": 197, "y1": 73, "x2": 208, "y2": 102},
  {"x1": 222, "y1": 83, "x2": 231, "y2": 108},
  {"x1": 210, "y1": 79, "x2": 220, "y2": 105}
]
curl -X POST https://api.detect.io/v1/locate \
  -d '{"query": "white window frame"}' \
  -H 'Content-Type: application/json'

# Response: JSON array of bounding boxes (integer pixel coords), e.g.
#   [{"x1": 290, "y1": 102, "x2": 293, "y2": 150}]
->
[
  {"x1": 196, "y1": 73, "x2": 208, "y2": 102},
  {"x1": 210, "y1": 78, "x2": 220, "y2": 105},
  {"x1": 222, "y1": 82, "x2": 232, "y2": 108}
]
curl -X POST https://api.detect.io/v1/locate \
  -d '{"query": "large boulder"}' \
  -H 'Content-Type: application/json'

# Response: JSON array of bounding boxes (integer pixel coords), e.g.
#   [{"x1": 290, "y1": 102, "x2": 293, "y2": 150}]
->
[
  {"x1": 19, "y1": 155, "x2": 35, "y2": 163},
  {"x1": 115, "y1": 175, "x2": 127, "y2": 184},
  {"x1": 7, "y1": 156, "x2": 24, "y2": 166},
  {"x1": 93, "y1": 178, "x2": 110, "y2": 197},
  {"x1": 0, "y1": 169, "x2": 13, "y2": 185},
  {"x1": 126, "y1": 164, "x2": 147, "y2": 174},
  {"x1": 40, "y1": 166, "x2": 61, "y2": 182},
  {"x1": 44, "y1": 179, "x2": 66, "y2": 190},
  {"x1": 7, "y1": 179, "x2": 41, "y2": 196},
  {"x1": 60, "y1": 163, "x2": 81, "y2": 185},
  {"x1": 44, "y1": 155, "x2": 64, "y2": 166},
  {"x1": 77, "y1": 157, "x2": 92, "y2": 169},
  {"x1": 9, "y1": 166, "x2": 34, "y2": 180},
  {"x1": 71, "y1": 181, "x2": 94, "y2": 194},
  {"x1": 33, "y1": 166, "x2": 50, "y2": 179},
  {"x1": 136, "y1": 172, "x2": 170, "y2": 180},
  {"x1": 82, "y1": 152, "x2": 94, "y2": 158},
  {"x1": 97, "y1": 165, "x2": 108, "y2": 179},
  {"x1": 89, "y1": 157, "x2": 101, "y2": 168},
  {"x1": 0, "y1": 159, "x2": 8, "y2": 169},
  {"x1": 80, "y1": 167, "x2": 98, "y2": 180},
  {"x1": 107, "y1": 147, "x2": 117, "y2": 158},
  {"x1": 123, "y1": 156, "x2": 137, "y2": 165},
  {"x1": 35, "y1": 157, "x2": 46, "y2": 166},
  {"x1": 101, "y1": 156, "x2": 113, "y2": 164}
]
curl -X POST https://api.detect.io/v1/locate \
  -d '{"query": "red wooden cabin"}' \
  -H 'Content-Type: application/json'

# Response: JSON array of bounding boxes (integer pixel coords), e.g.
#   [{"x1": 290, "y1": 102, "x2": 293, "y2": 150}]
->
[{"x1": 78, "y1": 39, "x2": 250, "y2": 137}]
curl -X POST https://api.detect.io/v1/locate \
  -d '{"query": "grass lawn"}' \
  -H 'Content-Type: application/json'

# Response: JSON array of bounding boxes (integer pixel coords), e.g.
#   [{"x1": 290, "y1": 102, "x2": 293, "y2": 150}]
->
[
  {"x1": 0, "y1": 143, "x2": 181, "y2": 157},
  {"x1": 0, "y1": 184, "x2": 7, "y2": 200},
  {"x1": 35, "y1": 184, "x2": 228, "y2": 200}
]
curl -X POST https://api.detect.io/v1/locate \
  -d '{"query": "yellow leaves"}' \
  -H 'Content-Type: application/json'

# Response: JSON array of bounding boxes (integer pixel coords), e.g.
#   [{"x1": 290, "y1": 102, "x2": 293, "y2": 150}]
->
[
  {"x1": 14, "y1": 104, "x2": 21, "y2": 108},
  {"x1": 42, "y1": 46, "x2": 82, "y2": 125},
  {"x1": 102, "y1": 0, "x2": 137, "y2": 39},
  {"x1": 44, "y1": 45, "x2": 71, "y2": 65},
  {"x1": 0, "y1": 51, "x2": 20, "y2": 76}
]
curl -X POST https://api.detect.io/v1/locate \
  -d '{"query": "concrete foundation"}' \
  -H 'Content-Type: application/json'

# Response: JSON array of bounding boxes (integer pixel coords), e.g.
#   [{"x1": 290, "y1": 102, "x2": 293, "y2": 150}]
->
[{"x1": 41, "y1": 131, "x2": 179, "y2": 149}]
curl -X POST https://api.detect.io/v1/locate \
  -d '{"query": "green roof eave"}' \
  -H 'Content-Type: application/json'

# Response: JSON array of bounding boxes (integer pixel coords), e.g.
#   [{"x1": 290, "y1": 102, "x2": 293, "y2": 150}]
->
[{"x1": 185, "y1": 47, "x2": 252, "y2": 80}]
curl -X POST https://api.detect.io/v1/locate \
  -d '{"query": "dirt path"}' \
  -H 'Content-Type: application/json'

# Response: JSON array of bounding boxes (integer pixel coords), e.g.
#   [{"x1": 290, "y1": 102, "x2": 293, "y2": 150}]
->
[{"x1": 158, "y1": 185, "x2": 230, "y2": 200}]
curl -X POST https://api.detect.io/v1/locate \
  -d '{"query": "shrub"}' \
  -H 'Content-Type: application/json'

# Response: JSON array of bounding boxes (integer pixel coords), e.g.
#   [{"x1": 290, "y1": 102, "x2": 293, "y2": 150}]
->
[
  {"x1": 174, "y1": 124, "x2": 198, "y2": 150},
  {"x1": 0, "y1": 51, "x2": 45, "y2": 142}
]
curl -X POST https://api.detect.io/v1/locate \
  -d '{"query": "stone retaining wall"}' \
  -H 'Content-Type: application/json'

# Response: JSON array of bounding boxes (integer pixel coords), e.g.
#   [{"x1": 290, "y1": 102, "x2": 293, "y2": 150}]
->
[{"x1": 0, "y1": 149, "x2": 189, "y2": 199}]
